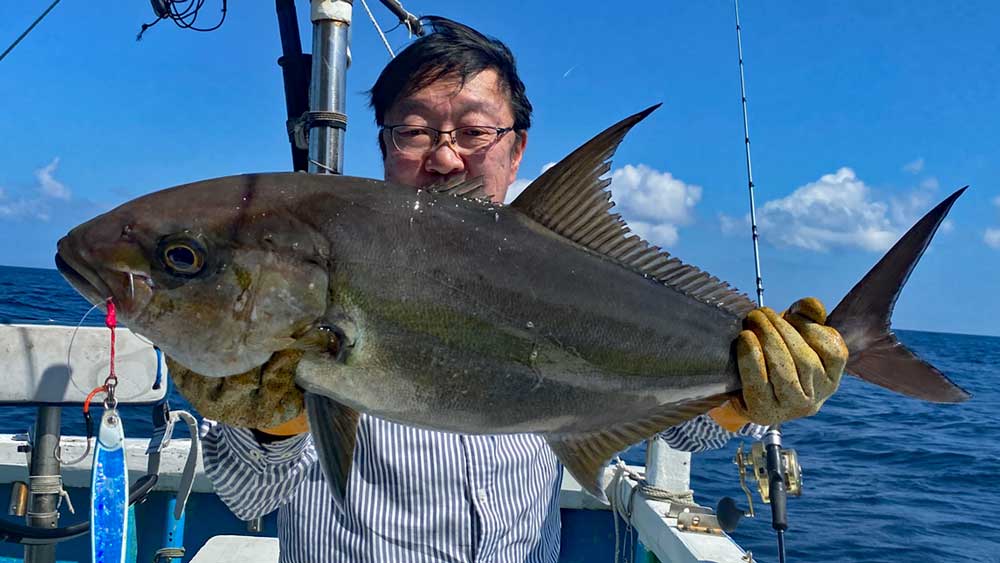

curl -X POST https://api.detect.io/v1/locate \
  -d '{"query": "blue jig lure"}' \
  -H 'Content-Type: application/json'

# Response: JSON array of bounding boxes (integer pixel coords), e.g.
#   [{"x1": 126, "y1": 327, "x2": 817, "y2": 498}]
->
[{"x1": 91, "y1": 409, "x2": 128, "y2": 563}]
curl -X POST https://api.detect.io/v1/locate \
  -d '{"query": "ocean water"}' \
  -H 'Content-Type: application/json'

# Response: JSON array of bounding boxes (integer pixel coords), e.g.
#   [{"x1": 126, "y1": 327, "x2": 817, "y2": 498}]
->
[
  {"x1": 2, "y1": 264, "x2": 998, "y2": 562},
  {"x1": 0, "y1": 265, "x2": 196, "y2": 438}
]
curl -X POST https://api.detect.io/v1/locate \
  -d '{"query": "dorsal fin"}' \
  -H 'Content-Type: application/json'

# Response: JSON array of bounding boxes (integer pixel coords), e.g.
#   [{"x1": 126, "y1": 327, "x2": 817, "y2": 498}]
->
[
  {"x1": 427, "y1": 176, "x2": 488, "y2": 199},
  {"x1": 511, "y1": 105, "x2": 755, "y2": 317}
]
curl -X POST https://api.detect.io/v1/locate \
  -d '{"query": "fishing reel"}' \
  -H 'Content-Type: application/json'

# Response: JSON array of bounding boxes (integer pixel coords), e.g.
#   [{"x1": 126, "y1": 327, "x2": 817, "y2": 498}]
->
[
  {"x1": 736, "y1": 441, "x2": 802, "y2": 508},
  {"x1": 716, "y1": 439, "x2": 802, "y2": 532}
]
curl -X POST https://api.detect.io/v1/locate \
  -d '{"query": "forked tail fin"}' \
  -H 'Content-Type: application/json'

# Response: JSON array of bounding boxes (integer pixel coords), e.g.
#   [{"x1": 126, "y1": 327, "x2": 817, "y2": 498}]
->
[{"x1": 826, "y1": 187, "x2": 970, "y2": 403}]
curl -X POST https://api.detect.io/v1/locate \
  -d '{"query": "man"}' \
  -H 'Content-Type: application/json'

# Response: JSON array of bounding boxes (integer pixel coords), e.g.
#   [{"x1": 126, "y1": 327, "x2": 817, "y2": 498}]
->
[{"x1": 195, "y1": 17, "x2": 847, "y2": 563}]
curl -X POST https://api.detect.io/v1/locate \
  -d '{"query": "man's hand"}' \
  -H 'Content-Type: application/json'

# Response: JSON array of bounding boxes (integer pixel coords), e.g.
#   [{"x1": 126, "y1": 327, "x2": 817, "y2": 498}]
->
[
  {"x1": 710, "y1": 297, "x2": 848, "y2": 429},
  {"x1": 168, "y1": 349, "x2": 306, "y2": 431}
]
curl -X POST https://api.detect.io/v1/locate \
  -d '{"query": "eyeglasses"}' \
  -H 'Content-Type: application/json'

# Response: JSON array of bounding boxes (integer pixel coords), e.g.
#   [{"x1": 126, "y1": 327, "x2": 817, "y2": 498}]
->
[{"x1": 383, "y1": 124, "x2": 514, "y2": 155}]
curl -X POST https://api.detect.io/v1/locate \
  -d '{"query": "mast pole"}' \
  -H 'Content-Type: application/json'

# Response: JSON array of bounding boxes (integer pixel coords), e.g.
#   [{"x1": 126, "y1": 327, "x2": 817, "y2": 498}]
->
[
  {"x1": 275, "y1": 0, "x2": 312, "y2": 171},
  {"x1": 734, "y1": 2, "x2": 789, "y2": 562},
  {"x1": 308, "y1": 0, "x2": 352, "y2": 175}
]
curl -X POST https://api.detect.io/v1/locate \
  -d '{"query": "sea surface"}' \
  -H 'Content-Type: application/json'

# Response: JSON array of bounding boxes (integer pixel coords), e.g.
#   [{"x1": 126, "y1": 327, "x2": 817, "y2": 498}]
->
[{"x1": 2, "y1": 264, "x2": 998, "y2": 562}]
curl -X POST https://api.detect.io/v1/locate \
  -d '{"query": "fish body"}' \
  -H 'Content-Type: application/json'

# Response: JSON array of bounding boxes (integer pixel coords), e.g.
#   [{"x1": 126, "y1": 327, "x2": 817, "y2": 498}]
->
[
  {"x1": 291, "y1": 174, "x2": 743, "y2": 435},
  {"x1": 56, "y1": 107, "x2": 969, "y2": 499}
]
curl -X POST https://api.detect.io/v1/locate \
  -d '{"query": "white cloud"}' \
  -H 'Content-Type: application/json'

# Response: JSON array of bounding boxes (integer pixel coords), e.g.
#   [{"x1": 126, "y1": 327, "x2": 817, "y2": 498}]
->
[
  {"x1": 0, "y1": 198, "x2": 49, "y2": 221},
  {"x1": 890, "y1": 178, "x2": 939, "y2": 227},
  {"x1": 0, "y1": 158, "x2": 73, "y2": 221},
  {"x1": 719, "y1": 167, "x2": 935, "y2": 253},
  {"x1": 902, "y1": 158, "x2": 924, "y2": 174},
  {"x1": 611, "y1": 165, "x2": 702, "y2": 230},
  {"x1": 504, "y1": 162, "x2": 556, "y2": 204},
  {"x1": 35, "y1": 158, "x2": 71, "y2": 200},
  {"x1": 504, "y1": 178, "x2": 532, "y2": 204},
  {"x1": 719, "y1": 212, "x2": 747, "y2": 235},
  {"x1": 504, "y1": 162, "x2": 702, "y2": 247},
  {"x1": 986, "y1": 229, "x2": 1000, "y2": 249},
  {"x1": 987, "y1": 197, "x2": 1000, "y2": 249},
  {"x1": 628, "y1": 221, "x2": 680, "y2": 247}
]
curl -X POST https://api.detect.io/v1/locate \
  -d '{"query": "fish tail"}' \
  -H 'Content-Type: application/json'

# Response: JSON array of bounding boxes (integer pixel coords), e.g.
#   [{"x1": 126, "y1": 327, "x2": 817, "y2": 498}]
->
[{"x1": 825, "y1": 187, "x2": 970, "y2": 403}]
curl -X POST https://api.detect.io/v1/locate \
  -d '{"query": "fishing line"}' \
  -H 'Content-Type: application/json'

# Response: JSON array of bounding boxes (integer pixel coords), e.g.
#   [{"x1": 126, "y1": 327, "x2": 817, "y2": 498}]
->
[
  {"x1": 359, "y1": 0, "x2": 396, "y2": 58},
  {"x1": 53, "y1": 299, "x2": 117, "y2": 465},
  {"x1": 64, "y1": 303, "x2": 100, "y2": 372},
  {"x1": 309, "y1": 159, "x2": 338, "y2": 174},
  {"x1": 5, "y1": 299, "x2": 169, "y2": 546}
]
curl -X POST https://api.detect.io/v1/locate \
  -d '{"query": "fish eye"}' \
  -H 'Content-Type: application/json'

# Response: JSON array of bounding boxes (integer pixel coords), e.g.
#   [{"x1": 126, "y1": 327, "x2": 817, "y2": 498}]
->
[{"x1": 158, "y1": 237, "x2": 207, "y2": 277}]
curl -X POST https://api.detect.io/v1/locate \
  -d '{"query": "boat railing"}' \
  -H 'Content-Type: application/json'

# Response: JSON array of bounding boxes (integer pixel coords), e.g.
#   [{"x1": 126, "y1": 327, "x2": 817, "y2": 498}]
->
[{"x1": 0, "y1": 322, "x2": 750, "y2": 562}]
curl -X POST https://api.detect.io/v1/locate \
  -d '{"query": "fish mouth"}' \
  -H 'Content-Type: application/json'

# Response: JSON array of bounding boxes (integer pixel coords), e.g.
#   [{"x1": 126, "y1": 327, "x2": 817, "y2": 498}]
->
[
  {"x1": 55, "y1": 237, "x2": 155, "y2": 316},
  {"x1": 55, "y1": 242, "x2": 113, "y2": 309}
]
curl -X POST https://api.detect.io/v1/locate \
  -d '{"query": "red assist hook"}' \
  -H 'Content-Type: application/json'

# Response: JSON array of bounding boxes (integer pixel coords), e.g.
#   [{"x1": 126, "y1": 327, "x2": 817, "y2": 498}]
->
[{"x1": 93, "y1": 298, "x2": 120, "y2": 412}]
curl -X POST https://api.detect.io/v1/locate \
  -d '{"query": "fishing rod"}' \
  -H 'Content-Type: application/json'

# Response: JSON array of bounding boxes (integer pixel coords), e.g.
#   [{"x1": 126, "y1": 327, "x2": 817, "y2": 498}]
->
[{"x1": 733, "y1": 2, "x2": 792, "y2": 562}]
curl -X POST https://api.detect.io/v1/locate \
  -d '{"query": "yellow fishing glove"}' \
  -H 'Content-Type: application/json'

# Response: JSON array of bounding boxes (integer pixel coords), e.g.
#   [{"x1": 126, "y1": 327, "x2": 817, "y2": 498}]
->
[
  {"x1": 168, "y1": 349, "x2": 306, "y2": 431},
  {"x1": 709, "y1": 297, "x2": 848, "y2": 430},
  {"x1": 256, "y1": 413, "x2": 309, "y2": 437}
]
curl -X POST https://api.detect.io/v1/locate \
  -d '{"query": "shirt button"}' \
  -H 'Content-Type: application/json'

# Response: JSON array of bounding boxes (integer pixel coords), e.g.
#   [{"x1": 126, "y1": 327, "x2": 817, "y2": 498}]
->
[
  {"x1": 250, "y1": 450, "x2": 263, "y2": 460},
  {"x1": 477, "y1": 489, "x2": 488, "y2": 504}
]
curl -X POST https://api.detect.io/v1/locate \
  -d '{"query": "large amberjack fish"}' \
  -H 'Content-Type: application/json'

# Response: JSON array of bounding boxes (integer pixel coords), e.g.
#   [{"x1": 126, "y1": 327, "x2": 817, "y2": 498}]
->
[{"x1": 55, "y1": 106, "x2": 969, "y2": 501}]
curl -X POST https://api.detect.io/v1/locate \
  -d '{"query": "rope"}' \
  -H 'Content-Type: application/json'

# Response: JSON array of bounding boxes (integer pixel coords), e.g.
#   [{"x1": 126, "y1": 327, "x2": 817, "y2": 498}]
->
[
  {"x1": 613, "y1": 459, "x2": 697, "y2": 506},
  {"x1": 609, "y1": 458, "x2": 699, "y2": 562},
  {"x1": 359, "y1": 0, "x2": 395, "y2": 58},
  {"x1": 27, "y1": 475, "x2": 61, "y2": 495},
  {"x1": 103, "y1": 299, "x2": 119, "y2": 410},
  {"x1": 288, "y1": 111, "x2": 348, "y2": 151},
  {"x1": 635, "y1": 481, "x2": 696, "y2": 506}
]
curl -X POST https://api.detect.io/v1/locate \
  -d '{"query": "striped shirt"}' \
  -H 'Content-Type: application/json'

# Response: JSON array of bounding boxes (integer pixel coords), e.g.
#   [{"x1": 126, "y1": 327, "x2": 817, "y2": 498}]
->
[{"x1": 200, "y1": 414, "x2": 763, "y2": 563}]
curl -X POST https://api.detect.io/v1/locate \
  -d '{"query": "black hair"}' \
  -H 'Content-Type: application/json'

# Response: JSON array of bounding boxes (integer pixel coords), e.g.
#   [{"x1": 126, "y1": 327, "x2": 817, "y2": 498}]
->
[{"x1": 368, "y1": 16, "x2": 532, "y2": 157}]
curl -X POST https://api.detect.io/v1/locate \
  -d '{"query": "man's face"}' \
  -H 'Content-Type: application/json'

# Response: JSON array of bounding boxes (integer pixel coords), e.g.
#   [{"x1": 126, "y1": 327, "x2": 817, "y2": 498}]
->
[{"x1": 382, "y1": 69, "x2": 527, "y2": 204}]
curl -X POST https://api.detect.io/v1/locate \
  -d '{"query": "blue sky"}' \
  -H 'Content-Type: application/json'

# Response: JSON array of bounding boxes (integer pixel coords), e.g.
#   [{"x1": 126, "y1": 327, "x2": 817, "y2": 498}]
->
[{"x1": 2, "y1": 1, "x2": 998, "y2": 336}]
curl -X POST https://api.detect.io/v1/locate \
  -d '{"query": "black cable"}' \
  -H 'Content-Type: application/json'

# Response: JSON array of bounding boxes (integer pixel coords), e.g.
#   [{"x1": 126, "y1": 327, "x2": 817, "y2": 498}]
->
[
  {"x1": 137, "y1": 0, "x2": 228, "y2": 41},
  {"x1": 0, "y1": 474, "x2": 158, "y2": 545},
  {"x1": 0, "y1": 0, "x2": 64, "y2": 63}
]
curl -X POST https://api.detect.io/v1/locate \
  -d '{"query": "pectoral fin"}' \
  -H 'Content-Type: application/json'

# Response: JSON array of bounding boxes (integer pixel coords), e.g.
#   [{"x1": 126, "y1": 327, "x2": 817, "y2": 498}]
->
[
  {"x1": 304, "y1": 392, "x2": 360, "y2": 509},
  {"x1": 547, "y1": 394, "x2": 730, "y2": 501}
]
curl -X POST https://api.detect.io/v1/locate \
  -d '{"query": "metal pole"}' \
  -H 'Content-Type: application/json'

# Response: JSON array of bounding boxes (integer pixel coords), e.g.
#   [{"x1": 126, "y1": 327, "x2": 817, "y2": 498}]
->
[
  {"x1": 734, "y1": 3, "x2": 788, "y2": 562},
  {"x1": 645, "y1": 437, "x2": 690, "y2": 493},
  {"x1": 23, "y1": 406, "x2": 62, "y2": 563},
  {"x1": 376, "y1": 0, "x2": 423, "y2": 35},
  {"x1": 276, "y1": 0, "x2": 312, "y2": 171},
  {"x1": 308, "y1": 0, "x2": 352, "y2": 174}
]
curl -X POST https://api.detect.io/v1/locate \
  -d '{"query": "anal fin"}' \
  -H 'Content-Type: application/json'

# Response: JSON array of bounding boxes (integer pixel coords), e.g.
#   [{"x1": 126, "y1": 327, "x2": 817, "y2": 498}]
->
[
  {"x1": 304, "y1": 392, "x2": 361, "y2": 509},
  {"x1": 547, "y1": 394, "x2": 729, "y2": 501}
]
